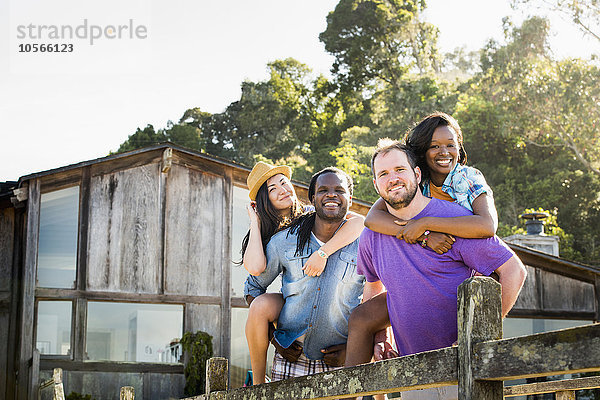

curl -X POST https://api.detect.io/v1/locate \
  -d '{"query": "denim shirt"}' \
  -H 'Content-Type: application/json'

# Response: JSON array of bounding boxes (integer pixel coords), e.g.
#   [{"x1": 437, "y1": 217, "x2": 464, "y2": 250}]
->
[
  {"x1": 422, "y1": 164, "x2": 492, "y2": 211},
  {"x1": 244, "y1": 226, "x2": 364, "y2": 360}
]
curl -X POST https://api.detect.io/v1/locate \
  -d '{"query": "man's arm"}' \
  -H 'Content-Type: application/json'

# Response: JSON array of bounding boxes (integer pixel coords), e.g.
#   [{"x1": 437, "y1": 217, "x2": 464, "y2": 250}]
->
[{"x1": 495, "y1": 255, "x2": 528, "y2": 318}]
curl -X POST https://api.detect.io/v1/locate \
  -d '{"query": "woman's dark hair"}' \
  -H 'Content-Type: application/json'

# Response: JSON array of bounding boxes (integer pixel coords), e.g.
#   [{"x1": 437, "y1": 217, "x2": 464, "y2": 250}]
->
[
  {"x1": 240, "y1": 179, "x2": 304, "y2": 260},
  {"x1": 289, "y1": 167, "x2": 353, "y2": 256},
  {"x1": 404, "y1": 111, "x2": 467, "y2": 183}
]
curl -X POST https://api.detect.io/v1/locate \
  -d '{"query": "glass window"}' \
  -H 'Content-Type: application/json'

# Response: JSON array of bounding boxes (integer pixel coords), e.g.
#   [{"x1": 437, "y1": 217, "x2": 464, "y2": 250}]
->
[
  {"x1": 36, "y1": 301, "x2": 72, "y2": 355},
  {"x1": 229, "y1": 307, "x2": 275, "y2": 388},
  {"x1": 231, "y1": 186, "x2": 251, "y2": 298},
  {"x1": 230, "y1": 185, "x2": 281, "y2": 298},
  {"x1": 38, "y1": 186, "x2": 79, "y2": 288},
  {"x1": 86, "y1": 302, "x2": 183, "y2": 363},
  {"x1": 503, "y1": 317, "x2": 591, "y2": 338}
]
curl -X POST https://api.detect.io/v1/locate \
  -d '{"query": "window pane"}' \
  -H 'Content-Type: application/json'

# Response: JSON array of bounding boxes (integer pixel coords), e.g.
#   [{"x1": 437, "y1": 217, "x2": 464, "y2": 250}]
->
[
  {"x1": 86, "y1": 302, "x2": 183, "y2": 363},
  {"x1": 36, "y1": 301, "x2": 72, "y2": 355},
  {"x1": 230, "y1": 186, "x2": 281, "y2": 298},
  {"x1": 38, "y1": 186, "x2": 79, "y2": 288},
  {"x1": 503, "y1": 317, "x2": 590, "y2": 338},
  {"x1": 230, "y1": 307, "x2": 275, "y2": 388},
  {"x1": 231, "y1": 186, "x2": 250, "y2": 297}
]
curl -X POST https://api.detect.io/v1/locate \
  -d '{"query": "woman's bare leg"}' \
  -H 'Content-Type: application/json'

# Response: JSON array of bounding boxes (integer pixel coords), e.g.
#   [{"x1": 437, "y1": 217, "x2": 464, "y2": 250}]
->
[
  {"x1": 345, "y1": 292, "x2": 391, "y2": 368},
  {"x1": 245, "y1": 293, "x2": 284, "y2": 385},
  {"x1": 343, "y1": 293, "x2": 391, "y2": 400}
]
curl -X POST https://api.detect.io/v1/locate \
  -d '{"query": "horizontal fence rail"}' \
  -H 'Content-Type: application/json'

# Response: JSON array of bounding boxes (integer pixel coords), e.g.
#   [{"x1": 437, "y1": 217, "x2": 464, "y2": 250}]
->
[
  {"x1": 504, "y1": 376, "x2": 600, "y2": 397},
  {"x1": 473, "y1": 323, "x2": 600, "y2": 381},
  {"x1": 183, "y1": 277, "x2": 600, "y2": 400}
]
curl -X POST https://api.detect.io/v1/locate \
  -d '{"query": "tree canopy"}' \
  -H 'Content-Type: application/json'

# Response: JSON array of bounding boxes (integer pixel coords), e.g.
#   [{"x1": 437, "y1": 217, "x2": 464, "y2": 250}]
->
[{"x1": 115, "y1": 1, "x2": 600, "y2": 265}]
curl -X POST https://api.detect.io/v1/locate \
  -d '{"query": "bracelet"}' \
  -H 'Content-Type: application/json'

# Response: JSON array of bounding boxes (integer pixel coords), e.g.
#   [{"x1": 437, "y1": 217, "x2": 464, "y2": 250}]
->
[
  {"x1": 420, "y1": 230, "x2": 430, "y2": 248},
  {"x1": 317, "y1": 248, "x2": 328, "y2": 259}
]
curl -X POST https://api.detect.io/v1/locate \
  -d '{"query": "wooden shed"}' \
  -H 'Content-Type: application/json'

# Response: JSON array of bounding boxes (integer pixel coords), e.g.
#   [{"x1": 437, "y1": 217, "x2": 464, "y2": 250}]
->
[{"x1": 0, "y1": 143, "x2": 598, "y2": 400}]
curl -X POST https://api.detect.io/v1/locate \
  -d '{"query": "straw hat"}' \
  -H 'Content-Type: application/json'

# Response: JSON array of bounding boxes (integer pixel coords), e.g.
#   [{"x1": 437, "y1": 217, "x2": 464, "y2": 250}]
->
[{"x1": 247, "y1": 162, "x2": 292, "y2": 201}]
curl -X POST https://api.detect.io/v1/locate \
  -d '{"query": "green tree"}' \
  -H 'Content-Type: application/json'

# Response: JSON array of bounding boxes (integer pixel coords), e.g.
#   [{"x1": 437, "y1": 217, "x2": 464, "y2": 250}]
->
[
  {"x1": 498, "y1": 207, "x2": 581, "y2": 261},
  {"x1": 180, "y1": 59, "x2": 317, "y2": 167},
  {"x1": 477, "y1": 17, "x2": 600, "y2": 177},
  {"x1": 181, "y1": 331, "x2": 213, "y2": 396},
  {"x1": 230, "y1": 59, "x2": 314, "y2": 165},
  {"x1": 510, "y1": 58, "x2": 600, "y2": 176},
  {"x1": 455, "y1": 17, "x2": 600, "y2": 264},
  {"x1": 330, "y1": 126, "x2": 377, "y2": 201},
  {"x1": 117, "y1": 124, "x2": 166, "y2": 153},
  {"x1": 441, "y1": 46, "x2": 480, "y2": 76},
  {"x1": 116, "y1": 121, "x2": 203, "y2": 155},
  {"x1": 369, "y1": 74, "x2": 459, "y2": 139},
  {"x1": 165, "y1": 121, "x2": 202, "y2": 150},
  {"x1": 319, "y1": 0, "x2": 440, "y2": 90}
]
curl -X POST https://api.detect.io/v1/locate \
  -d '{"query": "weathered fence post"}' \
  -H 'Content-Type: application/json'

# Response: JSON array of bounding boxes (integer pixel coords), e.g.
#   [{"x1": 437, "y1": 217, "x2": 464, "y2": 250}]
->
[
  {"x1": 52, "y1": 368, "x2": 65, "y2": 400},
  {"x1": 458, "y1": 277, "x2": 503, "y2": 400},
  {"x1": 205, "y1": 357, "x2": 228, "y2": 394},
  {"x1": 555, "y1": 391, "x2": 576, "y2": 400},
  {"x1": 120, "y1": 386, "x2": 135, "y2": 400}
]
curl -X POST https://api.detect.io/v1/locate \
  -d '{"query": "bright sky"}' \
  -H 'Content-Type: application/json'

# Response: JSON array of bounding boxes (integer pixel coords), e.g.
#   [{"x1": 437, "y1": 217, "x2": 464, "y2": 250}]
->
[{"x1": 1, "y1": 0, "x2": 597, "y2": 182}]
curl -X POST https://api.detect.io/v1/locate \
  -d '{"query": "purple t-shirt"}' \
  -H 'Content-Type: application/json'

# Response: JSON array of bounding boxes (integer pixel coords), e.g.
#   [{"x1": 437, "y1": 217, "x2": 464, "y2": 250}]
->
[{"x1": 357, "y1": 198, "x2": 514, "y2": 357}]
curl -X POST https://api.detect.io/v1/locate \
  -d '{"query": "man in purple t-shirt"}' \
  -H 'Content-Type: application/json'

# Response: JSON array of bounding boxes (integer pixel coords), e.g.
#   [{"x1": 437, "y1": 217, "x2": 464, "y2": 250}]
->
[{"x1": 344, "y1": 141, "x2": 526, "y2": 399}]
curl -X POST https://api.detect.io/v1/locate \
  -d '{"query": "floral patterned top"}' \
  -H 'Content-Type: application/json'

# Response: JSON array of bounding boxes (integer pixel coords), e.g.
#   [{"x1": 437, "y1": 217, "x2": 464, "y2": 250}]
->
[{"x1": 422, "y1": 164, "x2": 492, "y2": 212}]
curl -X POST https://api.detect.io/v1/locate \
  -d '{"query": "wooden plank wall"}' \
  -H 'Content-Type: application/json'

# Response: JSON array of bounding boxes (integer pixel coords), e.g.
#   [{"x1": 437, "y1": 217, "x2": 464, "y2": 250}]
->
[
  {"x1": 87, "y1": 164, "x2": 162, "y2": 293},
  {"x1": 512, "y1": 264, "x2": 596, "y2": 317},
  {"x1": 164, "y1": 164, "x2": 225, "y2": 297},
  {"x1": 0, "y1": 208, "x2": 14, "y2": 292},
  {"x1": 85, "y1": 159, "x2": 229, "y2": 358},
  {"x1": 185, "y1": 304, "x2": 222, "y2": 355},
  {"x1": 512, "y1": 265, "x2": 541, "y2": 311},
  {"x1": 18, "y1": 179, "x2": 41, "y2": 400},
  {"x1": 0, "y1": 207, "x2": 14, "y2": 397},
  {"x1": 542, "y1": 270, "x2": 595, "y2": 313}
]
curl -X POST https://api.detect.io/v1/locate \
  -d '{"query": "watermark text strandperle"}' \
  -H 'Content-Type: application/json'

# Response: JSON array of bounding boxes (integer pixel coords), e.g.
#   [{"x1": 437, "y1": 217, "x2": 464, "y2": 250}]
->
[{"x1": 16, "y1": 19, "x2": 148, "y2": 45}]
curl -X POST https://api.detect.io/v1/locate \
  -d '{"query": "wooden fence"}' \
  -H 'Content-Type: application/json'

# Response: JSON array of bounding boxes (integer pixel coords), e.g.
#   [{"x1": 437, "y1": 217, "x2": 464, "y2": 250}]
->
[
  {"x1": 184, "y1": 277, "x2": 600, "y2": 400},
  {"x1": 37, "y1": 368, "x2": 64, "y2": 400}
]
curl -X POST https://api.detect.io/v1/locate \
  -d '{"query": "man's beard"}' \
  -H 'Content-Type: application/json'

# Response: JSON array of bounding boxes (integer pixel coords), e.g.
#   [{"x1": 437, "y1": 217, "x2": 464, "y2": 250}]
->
[
  {"x1": 379, "y1": 177, "x2": 418, "y2": 210},
  {"x1": 315, "y1": 205, "x2": 347, "y2": 222}
]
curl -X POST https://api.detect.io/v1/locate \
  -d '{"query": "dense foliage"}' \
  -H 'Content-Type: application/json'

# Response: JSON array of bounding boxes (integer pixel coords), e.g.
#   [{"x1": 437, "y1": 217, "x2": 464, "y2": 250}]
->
[
  {"x1": 116, "y1": 0, "x2": 599, "y2": 265},
  {"x1": 181, "y1": 331, "x2": 213, "y2": 396}
]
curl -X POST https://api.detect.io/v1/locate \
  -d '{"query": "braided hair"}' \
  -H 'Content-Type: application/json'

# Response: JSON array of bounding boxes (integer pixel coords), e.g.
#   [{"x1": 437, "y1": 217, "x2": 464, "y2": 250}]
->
[{"x1": 288, "y1": 167, "x2": 353, "y2": 256}]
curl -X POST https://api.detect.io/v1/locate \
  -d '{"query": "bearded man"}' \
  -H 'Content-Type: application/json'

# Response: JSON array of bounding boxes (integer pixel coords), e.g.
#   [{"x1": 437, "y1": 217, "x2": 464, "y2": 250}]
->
[{"x1": 344, "y1": 140, "x2": 526, "y2": 400}]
